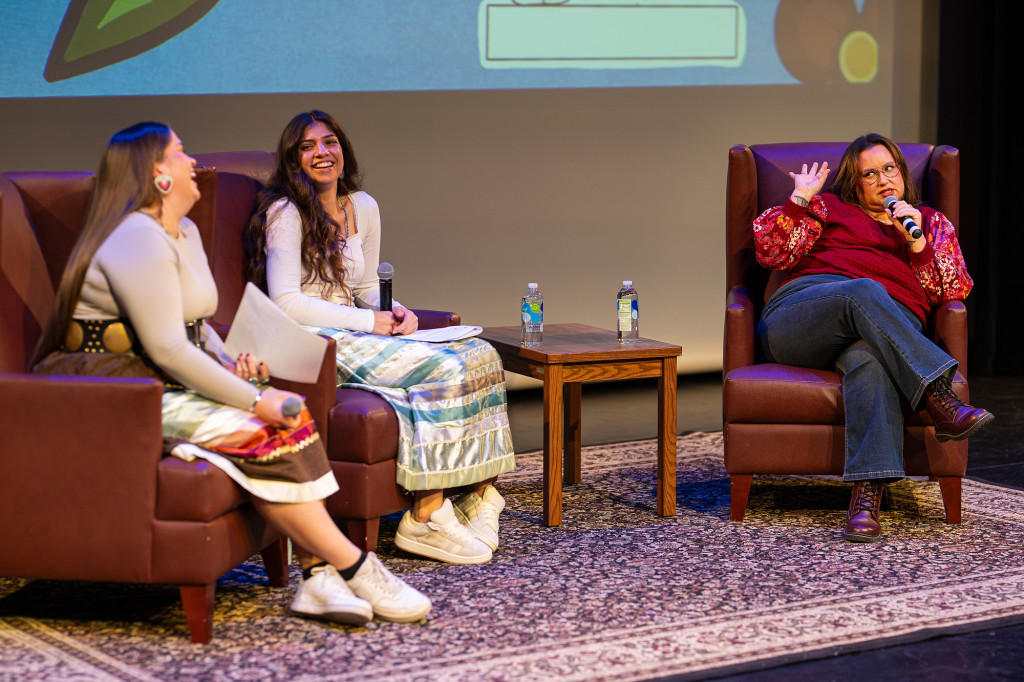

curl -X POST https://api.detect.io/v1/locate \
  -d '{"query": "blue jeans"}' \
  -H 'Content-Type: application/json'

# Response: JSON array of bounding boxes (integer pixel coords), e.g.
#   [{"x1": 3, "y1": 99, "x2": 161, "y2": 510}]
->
[{"x1": 757, "y1": 274, "x2": 957, "y2": 481}]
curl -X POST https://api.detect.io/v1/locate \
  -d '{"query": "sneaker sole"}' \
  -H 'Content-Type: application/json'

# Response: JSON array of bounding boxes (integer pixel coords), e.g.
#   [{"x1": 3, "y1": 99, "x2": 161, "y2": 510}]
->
[
  {"x1": 371, "y1": 601, "x2": 433, "y2": 623},
  {"x1": 291, "y1": 604, "x2": 373, "y2": 625},
  {"x1": 935, "y1": 412, "x2": 995, "y2": 442},
  {"x1": 394, "y1": 532, "x2": 492, "y2": 564}
]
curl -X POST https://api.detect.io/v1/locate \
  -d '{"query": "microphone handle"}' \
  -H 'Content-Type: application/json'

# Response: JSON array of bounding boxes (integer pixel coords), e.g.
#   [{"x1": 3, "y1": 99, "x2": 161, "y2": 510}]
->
[
  {"x1": 897, "y1": 216, "x2": 923, "y2": 240},
  {"x1": 885, "y1": 197, "x2": 923, "y2": 240},
  {"x1": 380, "y1": 280, "x2": 392, "y2": 312}
]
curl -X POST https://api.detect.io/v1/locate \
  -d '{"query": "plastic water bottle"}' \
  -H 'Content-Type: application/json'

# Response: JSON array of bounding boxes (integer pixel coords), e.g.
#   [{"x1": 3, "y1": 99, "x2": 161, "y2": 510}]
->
[
  {"x1": 616, "y1": 280, "x2": 639, "y2": 343},
  {"x1": 521, "y1": 283, "x2": 543, "y2": 347}
]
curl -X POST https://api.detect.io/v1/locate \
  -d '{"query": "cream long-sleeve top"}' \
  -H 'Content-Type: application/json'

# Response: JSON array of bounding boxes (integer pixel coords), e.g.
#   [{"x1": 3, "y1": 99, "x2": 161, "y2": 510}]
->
[
  {"x1": 265, "y1": 192, "x2": 398, "y2": 333},
  {"x1": 74, "y1": 211, "x2": 260, "y2": 409}
]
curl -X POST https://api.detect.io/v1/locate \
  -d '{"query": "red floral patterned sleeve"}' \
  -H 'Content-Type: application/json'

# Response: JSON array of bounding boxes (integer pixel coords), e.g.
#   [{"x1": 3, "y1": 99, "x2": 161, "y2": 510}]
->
[
  {"x1": 753, "y1": 197, "x2": 827, "y2": 270},
  {"x1": 911, "y1": 211, "x2": 973, "y2": 304}
]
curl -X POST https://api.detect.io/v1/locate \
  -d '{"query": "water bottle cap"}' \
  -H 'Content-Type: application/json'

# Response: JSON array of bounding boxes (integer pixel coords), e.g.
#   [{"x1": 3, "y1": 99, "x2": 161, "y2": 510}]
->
[
  {"x1": 622, "y1": 280, "x2": 632, "y2": 286},
  {"x1": 528, "y1": 282, "x2": 538, "y2": 288}
]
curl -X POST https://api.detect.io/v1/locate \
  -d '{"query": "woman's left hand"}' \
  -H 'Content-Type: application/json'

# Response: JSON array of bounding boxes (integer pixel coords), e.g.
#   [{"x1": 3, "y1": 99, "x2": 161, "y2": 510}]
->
[
  {"x1": 229, "y1": 353, "x2": 270, "y2": 385},
  {"x1": 391, "y1": 305, "x2": 419, "y2": 335}
]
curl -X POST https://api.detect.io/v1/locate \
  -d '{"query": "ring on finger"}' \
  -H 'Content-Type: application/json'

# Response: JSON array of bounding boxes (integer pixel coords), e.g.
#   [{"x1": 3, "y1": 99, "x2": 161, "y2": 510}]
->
[{"x1": 248, "y1": 377, "x2": 259, "y2": 385}]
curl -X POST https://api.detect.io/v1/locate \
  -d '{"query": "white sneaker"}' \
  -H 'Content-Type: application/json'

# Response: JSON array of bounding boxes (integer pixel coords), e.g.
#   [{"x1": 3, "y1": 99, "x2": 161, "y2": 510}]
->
[
  {"x1": 453, "y1": 485, "x2": 505, "y2": 551},
  {"x1": 394, "y1": 499, "x2": 493, "y2": 564},
  {"x1": 346, "y1": 552, "x2": 432, "y2": 623},
  {"x1": 290, "y1": 564, "x2": 373, "y2": 625}
]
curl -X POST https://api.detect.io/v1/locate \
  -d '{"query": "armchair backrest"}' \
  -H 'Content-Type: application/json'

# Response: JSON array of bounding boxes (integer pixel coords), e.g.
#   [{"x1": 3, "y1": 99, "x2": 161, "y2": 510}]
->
[
  {"x1": 0, "y1": 169, "x2": 218, "y2": 373},
  {"x1": 726, "y1": 142, "x2": 960, "y2": 318},
  {"x1": 192, "y1": 151, "x2": 276, "y2": 326}
]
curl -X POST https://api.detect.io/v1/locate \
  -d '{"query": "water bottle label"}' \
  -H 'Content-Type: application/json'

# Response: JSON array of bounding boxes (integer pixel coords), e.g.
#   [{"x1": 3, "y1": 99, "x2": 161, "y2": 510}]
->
[
  {"x1": 523, "y1": 301, "x2": 543, "y2": 324},
  {"x1": 617, "y1": 299, "x2": 633, "y2": 331}
]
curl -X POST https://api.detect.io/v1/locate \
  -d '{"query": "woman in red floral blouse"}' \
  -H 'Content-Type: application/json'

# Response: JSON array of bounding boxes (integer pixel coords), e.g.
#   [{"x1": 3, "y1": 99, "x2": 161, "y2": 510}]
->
[{"x1": 753, "y1": 133, "x2": 993, "y2": 543}]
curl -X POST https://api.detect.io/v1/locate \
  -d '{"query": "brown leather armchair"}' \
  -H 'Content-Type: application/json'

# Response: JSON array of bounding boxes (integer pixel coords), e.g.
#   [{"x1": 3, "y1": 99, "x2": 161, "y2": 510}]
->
[
  {"x1": 192, "y1": 152, "x2": 461, "y2": 552},
  {"x1": 0, "y1": 169, "x2": 288, "y2": 643},
  {"x1": 723, "y1": 142, "x2": 969, "y2": 524}
]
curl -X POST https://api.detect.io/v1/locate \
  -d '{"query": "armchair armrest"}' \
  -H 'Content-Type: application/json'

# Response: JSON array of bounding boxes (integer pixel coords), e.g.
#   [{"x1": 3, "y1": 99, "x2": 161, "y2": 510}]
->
[
  {"x1": 269, "y1": 336, "x2": 338, "y2": 448},
  {"x1": 724, "y1": 285, "x2": 756, "y2": 375},
  {"x1": 413, "y1": 309, "x2": 460, "y2": 329},
  {"x1": 932, "y1": 300, "x2": 968, "y2": 374},
  {"x1": 0, "y1": 372, "x2": 166, "y2": 577}
]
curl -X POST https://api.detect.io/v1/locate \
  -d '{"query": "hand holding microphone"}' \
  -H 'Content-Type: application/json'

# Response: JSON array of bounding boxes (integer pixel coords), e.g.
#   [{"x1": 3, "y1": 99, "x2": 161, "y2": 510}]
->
[{"x1": 883, "y1": 195, "x2": 923, "y2": 240}]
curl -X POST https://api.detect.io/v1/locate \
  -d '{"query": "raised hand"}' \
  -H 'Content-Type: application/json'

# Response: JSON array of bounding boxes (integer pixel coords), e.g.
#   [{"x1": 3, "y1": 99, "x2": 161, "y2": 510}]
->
[{"x1": 789, "y1": 161, "x2": 830, "y2": 203}]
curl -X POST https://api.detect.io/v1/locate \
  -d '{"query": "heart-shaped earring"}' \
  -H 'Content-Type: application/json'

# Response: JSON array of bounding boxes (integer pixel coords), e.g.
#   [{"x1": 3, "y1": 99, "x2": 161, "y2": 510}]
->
[{"x1": 154, "y1": 174, "x2": 173, "y2": 195}]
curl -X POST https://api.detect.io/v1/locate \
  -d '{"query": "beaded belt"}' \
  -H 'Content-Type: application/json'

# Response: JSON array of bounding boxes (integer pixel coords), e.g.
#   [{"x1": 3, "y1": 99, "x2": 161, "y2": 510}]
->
[{"x1": 64, "y1": 318, "x2": 205, "y2": 353}]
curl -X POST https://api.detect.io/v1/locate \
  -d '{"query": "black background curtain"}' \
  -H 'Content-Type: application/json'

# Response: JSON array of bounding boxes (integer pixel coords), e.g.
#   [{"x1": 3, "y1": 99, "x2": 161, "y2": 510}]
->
[{"x1": 938, "y1": 1, "x2": 1022, "y2": 376}]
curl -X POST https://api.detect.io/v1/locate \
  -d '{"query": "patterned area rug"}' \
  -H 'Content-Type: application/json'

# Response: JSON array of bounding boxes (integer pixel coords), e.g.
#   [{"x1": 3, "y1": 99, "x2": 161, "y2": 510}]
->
[{"x1": 4, "y1": 432, "x2": 1024, "y2": 682}]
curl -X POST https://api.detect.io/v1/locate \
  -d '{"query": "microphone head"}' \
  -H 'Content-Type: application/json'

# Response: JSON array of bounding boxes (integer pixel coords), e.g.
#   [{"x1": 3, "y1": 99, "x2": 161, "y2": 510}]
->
[
  {"x1": 282, "y1": 396, "x2": 303, "y2": 418},
  {"x1": 377, "y1": 262, "x2": 394, "y2": 281},
  {"x1": 883, "y1": 195, "x2": 898, "y2": 211}
]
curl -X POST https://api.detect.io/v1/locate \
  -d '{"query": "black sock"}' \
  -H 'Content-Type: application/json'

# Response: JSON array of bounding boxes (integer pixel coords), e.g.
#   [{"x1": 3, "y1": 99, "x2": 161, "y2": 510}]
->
[
  {"x1": 338, "y1": 552, "x2": 367, "y2": 580},
  {"x1": 302, "y1": 561, "x2": 328, "y2": 581}
]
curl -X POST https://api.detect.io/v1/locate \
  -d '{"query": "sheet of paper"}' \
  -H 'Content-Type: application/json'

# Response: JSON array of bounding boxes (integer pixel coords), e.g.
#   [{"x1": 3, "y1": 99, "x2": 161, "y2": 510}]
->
[
  {"x1": 399, "y1": 325, "x2": 482, "y2": 343},
  {"x1": 223, "y1": 282, "x2": 328, "y2": 383}
]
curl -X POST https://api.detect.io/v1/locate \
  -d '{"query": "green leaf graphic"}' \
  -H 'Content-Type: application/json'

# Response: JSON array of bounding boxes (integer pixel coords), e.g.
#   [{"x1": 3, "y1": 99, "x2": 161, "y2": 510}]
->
[{"x1": 45, "y1": 0, "x2": 220, "y2": 82}]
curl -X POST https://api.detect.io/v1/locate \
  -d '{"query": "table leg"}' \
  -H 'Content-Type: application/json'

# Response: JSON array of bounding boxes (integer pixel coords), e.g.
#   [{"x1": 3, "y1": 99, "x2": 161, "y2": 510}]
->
[
  {"x1": 657, "y1": 356, "x2": 677, "y2": 516},
  {"x1": 542, "y1": 364, "x2": 564, "y2": 526},
  {"x1": 563, "y1": 381, "x2": 582, "y2": 484}
]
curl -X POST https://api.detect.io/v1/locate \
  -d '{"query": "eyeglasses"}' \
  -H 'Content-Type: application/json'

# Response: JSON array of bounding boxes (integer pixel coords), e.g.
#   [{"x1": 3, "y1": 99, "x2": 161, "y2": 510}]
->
[{"x1": 859, "y1": 163, "x2": 901, "y2": 185}]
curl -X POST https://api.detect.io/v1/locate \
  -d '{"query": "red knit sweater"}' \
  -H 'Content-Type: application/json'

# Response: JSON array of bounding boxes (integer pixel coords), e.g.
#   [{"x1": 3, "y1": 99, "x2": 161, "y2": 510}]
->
[{"x1": 753, "y1": 193, "x2": 972, "y2": 323}]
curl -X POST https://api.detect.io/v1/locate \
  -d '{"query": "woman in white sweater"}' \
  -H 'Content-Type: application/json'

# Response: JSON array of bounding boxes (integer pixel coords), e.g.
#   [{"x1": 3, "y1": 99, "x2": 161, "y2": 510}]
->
[
  {"x1": 245, "y1": 111, "x2": 516, "y2": 565},
  {"x1": 32, "y1": 121, "x2": 430, "y2": 626}
]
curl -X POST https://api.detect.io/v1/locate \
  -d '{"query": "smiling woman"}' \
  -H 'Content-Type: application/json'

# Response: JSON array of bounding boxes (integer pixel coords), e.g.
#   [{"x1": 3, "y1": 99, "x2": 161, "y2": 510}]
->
[{"x1": 244, "y1": 110, "x2": 517, "y2": 566}]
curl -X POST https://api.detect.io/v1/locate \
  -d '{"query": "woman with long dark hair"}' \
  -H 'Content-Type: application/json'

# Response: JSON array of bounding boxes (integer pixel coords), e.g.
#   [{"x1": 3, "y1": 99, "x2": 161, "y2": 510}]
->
[
  {"x1": 32, "y1": 122, "x2": 430, "y2": 625},
  {"x1": 754, "y1": 133, "x2": 993, "y2": 543},
  {"x1": 245, "y1": 111, "x2": 515, "y2": 565}
]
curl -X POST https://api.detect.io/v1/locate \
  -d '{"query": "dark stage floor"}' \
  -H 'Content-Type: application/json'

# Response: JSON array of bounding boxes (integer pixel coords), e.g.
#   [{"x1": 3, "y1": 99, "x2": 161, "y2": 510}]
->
[{"x1": 505, "y1": 374, "x2": 1024, "y2": 682}]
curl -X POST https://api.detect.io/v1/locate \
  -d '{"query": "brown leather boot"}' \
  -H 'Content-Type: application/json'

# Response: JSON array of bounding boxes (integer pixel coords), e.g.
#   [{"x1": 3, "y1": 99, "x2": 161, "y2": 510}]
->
[
  {"x1": 844, "y1": 480, "x2": 884, "y2": 542},
  {"x1": 923, "y1": 376, "x2": 994, "y2": 442}
]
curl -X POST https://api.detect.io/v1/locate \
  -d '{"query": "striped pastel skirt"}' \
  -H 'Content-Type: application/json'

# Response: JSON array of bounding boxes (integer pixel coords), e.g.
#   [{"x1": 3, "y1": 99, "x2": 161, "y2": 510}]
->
[{"x1": 309, "y1": 328, "x2": 516, "y2": 491}]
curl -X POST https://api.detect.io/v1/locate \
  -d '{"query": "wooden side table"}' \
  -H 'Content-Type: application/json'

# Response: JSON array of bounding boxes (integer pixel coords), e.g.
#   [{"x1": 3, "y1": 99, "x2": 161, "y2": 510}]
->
[{"x1": 479, "y1": 323, "x2": 682, "y2": 526}]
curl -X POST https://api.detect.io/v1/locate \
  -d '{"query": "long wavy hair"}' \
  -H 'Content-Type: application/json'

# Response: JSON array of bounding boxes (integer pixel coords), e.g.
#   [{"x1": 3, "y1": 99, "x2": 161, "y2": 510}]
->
[
  {"x1": 828, "y1": 132, "x2": 921, "y2": 208},
  {"x1": 31, "y1": 122, "x2": 170, "y2": 367},
  {"x1": 244, "y1": 110, "x2": 363, "y2": 295}
]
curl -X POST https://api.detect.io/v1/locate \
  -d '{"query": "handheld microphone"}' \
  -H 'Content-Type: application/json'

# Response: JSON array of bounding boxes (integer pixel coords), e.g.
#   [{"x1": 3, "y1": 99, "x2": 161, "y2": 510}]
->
[
  {"x1": 883, "y1": 195, "x2": 922, "y2": 240},
  {"x1": 282, "y1": 396, "x2": 303, "y2": 418},
  {"x1": 377, "y1": 262, "x2": 394, "y2": 312}
]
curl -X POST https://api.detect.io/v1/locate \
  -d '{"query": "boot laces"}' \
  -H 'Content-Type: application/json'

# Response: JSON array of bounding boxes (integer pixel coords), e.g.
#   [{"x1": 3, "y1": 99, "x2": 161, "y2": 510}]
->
[
  {"x1": 930, "y1": 377, "x2": 967, "y2": 412},
  {"x1": 853, "y1": 482, "x2": 882, "y2": 512}
]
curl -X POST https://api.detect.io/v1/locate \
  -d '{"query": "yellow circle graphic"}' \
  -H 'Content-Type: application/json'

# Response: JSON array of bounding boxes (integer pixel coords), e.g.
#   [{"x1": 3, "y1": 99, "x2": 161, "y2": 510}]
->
[{"x1": 839, "y1": 30, "x2": 878, "y2": 83}]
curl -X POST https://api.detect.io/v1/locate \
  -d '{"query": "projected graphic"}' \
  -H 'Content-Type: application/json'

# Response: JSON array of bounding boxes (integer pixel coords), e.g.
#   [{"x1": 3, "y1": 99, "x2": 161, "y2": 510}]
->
[
  {"x1": 479, "y1": 0, "x2": 745, "y2": 69},
  {"x1": 45, "y1": 0, "x2": 219, "y2": 82},
  {"x1": 0, "y1": 0, "x2": 885, "y2": 98},
  {"x1": 775, "y1": 0, "x2": 881, "y2": 85}
]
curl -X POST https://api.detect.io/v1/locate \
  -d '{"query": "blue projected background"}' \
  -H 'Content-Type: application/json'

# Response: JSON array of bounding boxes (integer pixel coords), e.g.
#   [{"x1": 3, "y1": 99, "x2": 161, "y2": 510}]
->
[{"x1": 0, "y1": 0, "x2": 884, "y2": 98}]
